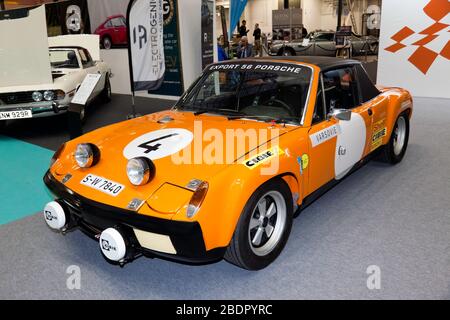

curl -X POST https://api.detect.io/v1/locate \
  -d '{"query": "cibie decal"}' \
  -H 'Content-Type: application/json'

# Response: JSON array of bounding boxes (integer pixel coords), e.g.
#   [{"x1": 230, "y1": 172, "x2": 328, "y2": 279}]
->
[
  {"x1": 371, "y1": 122, "x2": 387, "y2": 151},
  {"x1": 310, "y1": 124, "x2": 342, "y2": 147},
  {"x1": 123, "y1": 129, "x2": 194, "y2": 161},
  {"x1": 243, "y1": 147, "x2": 284, "y2": 170}
]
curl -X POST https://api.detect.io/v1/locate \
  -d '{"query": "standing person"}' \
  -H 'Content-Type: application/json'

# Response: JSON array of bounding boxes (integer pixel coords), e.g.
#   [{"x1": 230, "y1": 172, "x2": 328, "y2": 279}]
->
[
  {"x1": 253, "y1": 23, "x2": 262, "y2": 57},
  {"x1": 301, "y1": 26, "x2": 308, "y2": 39},
  {"x1": 237, "y1": 36, "x2": 253, "y2": 59},
  {"x1": 239, "y1": 20, "x2": 249, "y2": 37}
]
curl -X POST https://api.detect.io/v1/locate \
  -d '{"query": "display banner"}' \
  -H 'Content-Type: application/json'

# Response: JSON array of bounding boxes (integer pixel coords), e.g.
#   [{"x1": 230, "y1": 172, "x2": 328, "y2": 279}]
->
[
  {"x1": 229, "y1": 0, "x2": 247, "y2": 36},
  {"x1": 377, "y1": 0, "x2": 450, "y2": 98},
  {"x1": 150, "y1": 0, "x2": 184, "y2": 96},
  {"x1": 127, "y1": 0, "x2": 165, "y2": 92},
  {"x1": 201, "y1": 0, "x2": 214, "y2": 69},
  {"x1": 3, "y1": 0, "x2": 91, "y2": 35}
]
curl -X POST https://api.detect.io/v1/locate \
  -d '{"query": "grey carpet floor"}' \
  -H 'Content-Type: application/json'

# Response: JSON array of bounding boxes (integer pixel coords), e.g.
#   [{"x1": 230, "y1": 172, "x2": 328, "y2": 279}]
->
[{"x1": 0, "y1": 97, "x2": 449, "y2": 300}]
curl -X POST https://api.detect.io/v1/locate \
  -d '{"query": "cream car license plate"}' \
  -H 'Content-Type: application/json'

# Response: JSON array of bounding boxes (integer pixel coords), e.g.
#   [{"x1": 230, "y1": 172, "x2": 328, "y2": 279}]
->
[
  {"x1": 81, "y1": 174, "x2": 125, "y2": 197},
  {"x1": 0, "y1": 110, "x2": 32, "y2": 120}
]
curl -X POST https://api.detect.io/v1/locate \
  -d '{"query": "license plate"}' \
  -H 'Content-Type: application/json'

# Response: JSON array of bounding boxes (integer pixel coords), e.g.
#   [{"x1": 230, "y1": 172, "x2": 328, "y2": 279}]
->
[
  {"x1": 80, "y1": 174, "x2": 125, "y2": 197},
  {"x1": 0, "y1": 110, "x2": 32, "y2": 121}
]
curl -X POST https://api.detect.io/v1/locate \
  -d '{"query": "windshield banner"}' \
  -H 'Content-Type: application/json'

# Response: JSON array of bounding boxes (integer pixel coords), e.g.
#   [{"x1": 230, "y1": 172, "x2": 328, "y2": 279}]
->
[{"x1": 208, "y1": 62, "x2": 303, "y2": 75}]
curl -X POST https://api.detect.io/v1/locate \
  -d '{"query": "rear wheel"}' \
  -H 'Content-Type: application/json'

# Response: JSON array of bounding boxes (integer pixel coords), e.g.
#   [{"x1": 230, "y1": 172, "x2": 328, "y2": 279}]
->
[
  {"x1": 379, "y1": 112, "x2": 410, "y2": 164},
  {"x1": 279, "y1": 47, "x2": 295, "y2": 56},
  {"x1": 225, "y1": 178, "x2": 293, "y2": 270},
  {"x1": 102, "y1": 36, "x2": 112, "y2": 50}
]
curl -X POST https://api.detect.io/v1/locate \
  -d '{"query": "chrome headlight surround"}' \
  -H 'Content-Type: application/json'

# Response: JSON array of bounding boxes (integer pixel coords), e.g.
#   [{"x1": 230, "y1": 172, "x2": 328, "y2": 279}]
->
[
  {"x1": 126, "y1": 157, "x2": 155, "y2": 186},
  {"x1": 74, "y1": 143, "x2": 100, "y2": 168},
  {"x1": 43, "y1": 90, "x2": 55, "y2": 101},
  {"x1": 32, "y1": 91, "x2": 43, "y2": 102}
]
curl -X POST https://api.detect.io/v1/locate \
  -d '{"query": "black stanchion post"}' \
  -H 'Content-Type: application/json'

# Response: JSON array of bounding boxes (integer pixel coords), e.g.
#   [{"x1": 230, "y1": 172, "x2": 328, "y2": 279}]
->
[{"x1": 67, "y1": 103, "x2": 83, "y2": 139}]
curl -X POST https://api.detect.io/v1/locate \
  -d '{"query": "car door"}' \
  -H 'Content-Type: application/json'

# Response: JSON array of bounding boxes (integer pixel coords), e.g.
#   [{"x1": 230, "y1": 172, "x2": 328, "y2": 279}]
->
[
  {"x1": 313, "y1": 33, "x2": 336, "y2": 56},
  {"x1": 307, "y1": 66, "x2": 372, "y2": 194},
  {"x1": 78, "y1": 49, "x2": 105, "y2": 99},
  {"x1": 111, "y1": 17, "x2": 127, "y2": 44}
]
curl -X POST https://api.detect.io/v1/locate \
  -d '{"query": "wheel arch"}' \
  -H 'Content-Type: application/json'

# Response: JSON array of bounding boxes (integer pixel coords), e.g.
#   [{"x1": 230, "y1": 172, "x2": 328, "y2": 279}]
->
[{"x1": 195, "y1": 170, "x2": 300, "y2": 251}]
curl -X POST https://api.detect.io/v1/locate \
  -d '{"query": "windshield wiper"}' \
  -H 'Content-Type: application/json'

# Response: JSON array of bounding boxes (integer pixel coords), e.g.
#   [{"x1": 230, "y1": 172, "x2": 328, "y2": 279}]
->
[{"x1": 227, "y1": 115, "x2": 300, "y2": 125}]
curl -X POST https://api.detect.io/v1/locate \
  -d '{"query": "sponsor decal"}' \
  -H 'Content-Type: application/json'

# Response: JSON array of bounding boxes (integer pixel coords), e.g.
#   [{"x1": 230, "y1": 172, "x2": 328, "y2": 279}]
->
[
  {"x1": 209, "y1": 63, "x2": 303, "y2": 74},
  {"x1": 297, "y1": 154, "x2": 309, "y2": 174},
  {"x1": 310, "y1": 124, "x2": 342, "y2": 147},
  {"x1": 101, "y1": 239, "x2": 116, "y2": 252},
  {"x1": 371, "y1": 120, "x2": 387, "y2": 151},
  {"x1": 243, "y1": 147, "x2": 284, "y2": 170},
  {"x1": 338, "y1": 145, "x2": 347, "y2": 157},
  {"x1": 44, "y1": 210, "x2": 57, "y2": 222}
]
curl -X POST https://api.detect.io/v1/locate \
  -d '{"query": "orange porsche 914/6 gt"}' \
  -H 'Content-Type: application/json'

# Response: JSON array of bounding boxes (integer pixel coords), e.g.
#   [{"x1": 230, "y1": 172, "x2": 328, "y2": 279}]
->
[{"x1": 43, "y1": 57, "x2": 413, "y2": 270}]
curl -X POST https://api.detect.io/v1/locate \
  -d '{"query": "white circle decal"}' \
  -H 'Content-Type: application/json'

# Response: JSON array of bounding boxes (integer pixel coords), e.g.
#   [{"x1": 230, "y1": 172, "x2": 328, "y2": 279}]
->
[
  {"x1": 123, "y1": 129, "x2": 193, "y2": 161},
  {"x1": 334, "y1": 113, "x2": 367, "y2": 180}
]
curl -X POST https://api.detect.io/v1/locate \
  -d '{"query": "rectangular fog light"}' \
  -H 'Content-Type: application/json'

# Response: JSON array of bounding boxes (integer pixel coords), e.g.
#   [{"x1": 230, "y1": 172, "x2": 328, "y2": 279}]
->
[{"x1": 133, "y1": 229, "x2": 177, "y2": 255}]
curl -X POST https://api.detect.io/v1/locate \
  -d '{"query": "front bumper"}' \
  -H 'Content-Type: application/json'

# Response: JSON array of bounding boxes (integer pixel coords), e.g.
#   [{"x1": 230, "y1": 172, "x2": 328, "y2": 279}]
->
[
  {"x1": 0, "y1": 101, "x2": 69, "y2": 119},
  {"x1": 43, "y1": 171, "x2": 226, "y2": 264}
]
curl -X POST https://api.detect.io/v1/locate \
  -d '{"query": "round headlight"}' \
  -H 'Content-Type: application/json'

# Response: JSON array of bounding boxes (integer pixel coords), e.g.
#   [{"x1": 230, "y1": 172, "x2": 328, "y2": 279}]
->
[
  {"x1": 32, "y1": 91, "x2": 43, "y2": 102},
  {"x1": 126, "y1": 158, "x2": 155, "y2": 186},
  {"x1": 43, "y1": 90, "x2": 55, "y2": 101},
  {"x1": 74, "y1": 143, "x2": 100, "y2": 168}
]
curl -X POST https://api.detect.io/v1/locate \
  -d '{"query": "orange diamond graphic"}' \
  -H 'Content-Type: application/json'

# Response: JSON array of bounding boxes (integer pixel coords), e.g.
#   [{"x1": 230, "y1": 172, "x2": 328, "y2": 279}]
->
[
  {"x1": 391, "y1": 26, "x2": 415, "y2": 42},
  {"x1": 408, "y1": 46, "x2": 439, "y2": 74},
  {"x1": 440, "y1": 41, "x2": 450, "y2": 60},
  {"x1": 423, "y1": 0, "x2": 450, "y2": 21}
]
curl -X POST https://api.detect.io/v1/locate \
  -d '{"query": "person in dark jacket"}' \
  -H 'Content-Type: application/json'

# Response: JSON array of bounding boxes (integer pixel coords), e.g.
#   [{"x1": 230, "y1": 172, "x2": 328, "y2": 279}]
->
[
  {"x1": 253, "y1": 23, "x2": 262, "y2": 57},
  {"x1": 239, "y1": 20, "x2": 249, "y2": 37}
]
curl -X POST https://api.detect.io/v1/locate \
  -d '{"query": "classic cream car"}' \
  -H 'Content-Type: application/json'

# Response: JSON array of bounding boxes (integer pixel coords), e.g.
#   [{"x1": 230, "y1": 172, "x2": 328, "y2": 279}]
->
[{"x1": 0, "y1": 35, "x2": 111, "y2": 129}]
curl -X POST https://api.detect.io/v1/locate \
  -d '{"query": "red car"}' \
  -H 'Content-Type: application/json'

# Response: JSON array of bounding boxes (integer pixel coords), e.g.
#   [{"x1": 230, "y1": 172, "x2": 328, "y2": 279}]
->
[{"x1": 94, "y1": 15, "x2": 127, "y2": 49}]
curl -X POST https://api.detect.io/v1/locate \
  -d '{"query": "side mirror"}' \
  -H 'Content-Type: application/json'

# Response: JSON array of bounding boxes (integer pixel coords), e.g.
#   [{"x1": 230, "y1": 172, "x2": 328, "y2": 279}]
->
[{"x1": 329, "y1": 108, "x2": 352, "y2": 121}]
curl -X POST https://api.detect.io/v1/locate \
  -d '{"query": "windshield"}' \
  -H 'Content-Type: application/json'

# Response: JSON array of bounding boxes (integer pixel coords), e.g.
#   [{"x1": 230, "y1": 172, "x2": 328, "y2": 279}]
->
[
  {"x1": 178, "y1": 62, "x2": 312, "y2": 124},
  {"x1": 49, "y1": 50, "x2": 79, "y2": 69}
]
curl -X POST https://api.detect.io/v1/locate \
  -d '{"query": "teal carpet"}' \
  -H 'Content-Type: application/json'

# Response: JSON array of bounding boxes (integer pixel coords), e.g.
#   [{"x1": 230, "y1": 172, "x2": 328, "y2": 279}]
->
[{"x1": 0, "y1": 135, "x2": 53, "y2": 225}]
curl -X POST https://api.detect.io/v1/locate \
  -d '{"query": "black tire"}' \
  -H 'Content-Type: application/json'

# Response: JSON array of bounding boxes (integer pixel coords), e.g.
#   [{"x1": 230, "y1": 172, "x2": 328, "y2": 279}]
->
[
  {"x1": 102, "y1": 36, "x2": 112, "y2": 50},
  {"x1": 379, "y1": 112, "x2": 410, "y2": 164},
  {"x1": 279, "y1": 47, "x2": 296, "y2": 56},
  {"x1": 100, "y1": 74, "x2": 112, "y2": 103},
  {"x1": 225, "y1": 178, "x2": 293, "y2": 270}
]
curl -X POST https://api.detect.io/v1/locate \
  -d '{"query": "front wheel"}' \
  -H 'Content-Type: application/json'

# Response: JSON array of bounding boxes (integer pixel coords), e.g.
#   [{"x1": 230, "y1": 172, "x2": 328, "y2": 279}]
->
[
  {"x1": 379, "y1": 112, "x2": 410, "y2": 164},
  {"x1": 102, "y1": 36, "x2": 112, "y2": 50},
  {"x1": 225, "y1": 178, "x2": 293, "y2": 270}
]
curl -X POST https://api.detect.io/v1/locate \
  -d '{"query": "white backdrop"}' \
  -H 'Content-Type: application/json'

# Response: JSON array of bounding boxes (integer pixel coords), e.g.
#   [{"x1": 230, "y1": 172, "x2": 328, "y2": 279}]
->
[{"x1": 377, "y1": 0, "x2": 450, "y2": 98}]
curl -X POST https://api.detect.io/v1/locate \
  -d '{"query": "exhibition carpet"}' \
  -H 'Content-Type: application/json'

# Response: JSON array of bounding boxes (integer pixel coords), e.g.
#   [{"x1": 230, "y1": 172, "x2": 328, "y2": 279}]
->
[
  {"x1": 0, "y1": 97, "x2": 449, "y2": 299},
  {"x1": 0, "y1": 135, "x2": 52, "y2": 225}
]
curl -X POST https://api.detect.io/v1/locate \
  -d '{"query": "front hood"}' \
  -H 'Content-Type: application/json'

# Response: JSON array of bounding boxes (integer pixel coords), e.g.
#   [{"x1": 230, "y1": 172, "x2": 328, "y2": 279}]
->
[{"x1": 54, "y1": 110, "x2": 299, "y2": 212}]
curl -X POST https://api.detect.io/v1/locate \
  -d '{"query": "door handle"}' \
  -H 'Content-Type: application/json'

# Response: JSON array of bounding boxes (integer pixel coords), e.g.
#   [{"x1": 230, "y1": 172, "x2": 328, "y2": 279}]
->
[{"x1": 368, "y1": 108, "x2": 373, "y2": 116}]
